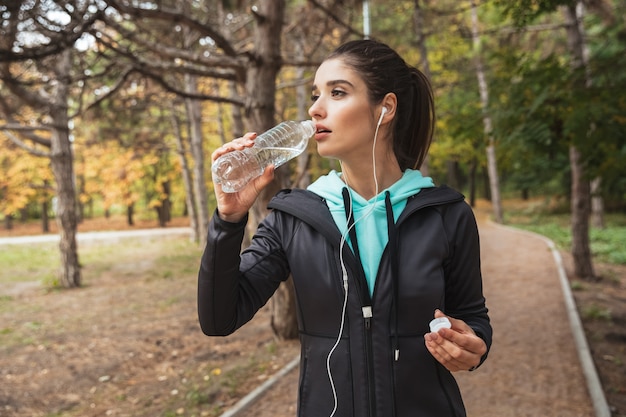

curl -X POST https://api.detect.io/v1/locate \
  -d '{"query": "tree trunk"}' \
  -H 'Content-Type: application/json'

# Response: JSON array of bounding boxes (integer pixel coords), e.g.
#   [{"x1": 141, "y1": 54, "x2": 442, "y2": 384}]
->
[
  {"x1": 413, "y1": 0, "x2": 432, "y2": 176},
  {"x1": 485, "y1": 144, "x2": 503, "y2": 220},
  {"x1": 245, "y1": 0, "x2": 297, "y2": 340},
  {"x1": 270, "y1": 277, "x2": 299, "y2": 340},
  {"x1": 156, "y1": 180, "x2": 171, "y2": 227},
  {"x1": 246, "y1": 0, "x2": 288, "y2": 226},
  {"x1": 50, "y1": 48, "x2": 81, "y2": 288},
  {"x1": 563, "y1": 2, "x2": 596, "y2": 279},
  {"x1": 295, "y1": 36, "x2": 311, "y2": 189},
  {"x1": 569, "y1": 146, "x2": 595, "y2": 279},
  {"x1": 4, "y1": 215, "x2": 13, "y2": 230},
  {"x1": 590, "y1": 177, "x2": 605, "y2": 229},
  {"x1": 230, "y1": 81, "x2": 245, "y2": 139},
  {"x1": 471, "y1": 1, "x2": 503, "y2": 223},
  {"x1": 171, "y1": 110, "x2": 199, "y2": 242},
  {"x1": 446, "y1": 160, "x2": 460, "y2": 190},
  {"x1": 127, "y1": 204, "x2": 134, "y2": 226},
  {"x1": 482, "y1": 168, "x2": 490, "y2": 200},
  {"x1": 42, "y1": 199, "x2": 50, "y2": 233},
  {"x1": 468, "y1": 157, "x2": 477, "y2": 207},
  {"x1": 185, "y1": 74, "x2": 210, "y2": 246}
]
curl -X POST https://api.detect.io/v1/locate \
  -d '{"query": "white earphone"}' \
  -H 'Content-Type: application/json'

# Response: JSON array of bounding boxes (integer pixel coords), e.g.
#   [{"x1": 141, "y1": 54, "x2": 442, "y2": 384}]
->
[{"x1": 377, "y1": 106, "x2": 388, "y2": 127}]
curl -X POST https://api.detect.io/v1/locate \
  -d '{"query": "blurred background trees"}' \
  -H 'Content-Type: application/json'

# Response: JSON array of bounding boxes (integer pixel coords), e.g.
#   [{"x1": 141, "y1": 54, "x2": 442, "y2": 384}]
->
[{"x1": 1, "y1": 0, "x2": 625, "y2": 291}]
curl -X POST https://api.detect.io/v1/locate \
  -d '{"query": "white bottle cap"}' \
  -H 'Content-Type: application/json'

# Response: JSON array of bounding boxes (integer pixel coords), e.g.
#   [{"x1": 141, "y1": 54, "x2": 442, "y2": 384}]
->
[{"x1": 429, "y1": 317, "x2": 451, "y2": 333}]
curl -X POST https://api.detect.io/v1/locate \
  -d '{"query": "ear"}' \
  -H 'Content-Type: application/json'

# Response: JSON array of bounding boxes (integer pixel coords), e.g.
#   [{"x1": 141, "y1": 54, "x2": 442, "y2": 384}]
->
[{"x1": 380, "y1": 93, "x2": 397, "y2": 123}]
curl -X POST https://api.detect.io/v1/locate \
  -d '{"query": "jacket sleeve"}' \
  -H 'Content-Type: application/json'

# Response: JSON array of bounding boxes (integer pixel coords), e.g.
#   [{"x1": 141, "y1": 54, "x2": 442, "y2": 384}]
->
[
  {"x1": 197, "y1": 210, "x2": 290, "y2": 336},
  {"x1": 443, "y1": 201, "x2": 493, "y2": 367}
]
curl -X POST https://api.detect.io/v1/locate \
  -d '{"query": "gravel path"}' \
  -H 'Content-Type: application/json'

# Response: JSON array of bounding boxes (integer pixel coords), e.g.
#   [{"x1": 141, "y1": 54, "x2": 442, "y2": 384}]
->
[{"x1": 0, "y1": 227, "x2": 192, "y2": 246}]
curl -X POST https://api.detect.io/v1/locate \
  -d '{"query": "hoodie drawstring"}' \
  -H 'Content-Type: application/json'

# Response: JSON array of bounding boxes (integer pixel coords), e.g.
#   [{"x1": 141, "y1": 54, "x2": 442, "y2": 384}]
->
[
  {"x1": 384, "y1": 191, "x2": 400, "y2": 361},
  {"x1": 341, "y1": 188, "x2": 401, "y2": 362}
]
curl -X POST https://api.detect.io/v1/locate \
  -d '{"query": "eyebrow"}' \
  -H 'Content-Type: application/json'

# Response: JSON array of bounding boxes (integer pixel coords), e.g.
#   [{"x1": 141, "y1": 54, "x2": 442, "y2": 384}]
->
[{"x1": 311, "y1": 79, "x2": 354, "y2": 92}]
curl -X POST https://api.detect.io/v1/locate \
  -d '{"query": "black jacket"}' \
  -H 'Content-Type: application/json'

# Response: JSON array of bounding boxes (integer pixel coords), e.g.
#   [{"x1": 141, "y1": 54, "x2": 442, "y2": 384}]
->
[{"x1": 198, "y1": 185, "x2": 492, "y2": 417}]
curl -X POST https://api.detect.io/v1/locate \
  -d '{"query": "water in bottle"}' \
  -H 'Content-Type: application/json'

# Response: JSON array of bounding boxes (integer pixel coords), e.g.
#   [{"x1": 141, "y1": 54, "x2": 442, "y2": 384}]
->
[{"x1": 212, "y1": 120, "x2": 316, "y2": 193}]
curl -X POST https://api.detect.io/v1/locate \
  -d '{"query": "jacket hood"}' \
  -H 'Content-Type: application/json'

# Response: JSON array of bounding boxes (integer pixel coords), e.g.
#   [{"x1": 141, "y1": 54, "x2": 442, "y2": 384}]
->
[
  {"x1": 308, "y1": 169, "x2": 435, "y2": 296},
  {"x1": 307, "y1": 169, "x2": 434, "y2": 217}
]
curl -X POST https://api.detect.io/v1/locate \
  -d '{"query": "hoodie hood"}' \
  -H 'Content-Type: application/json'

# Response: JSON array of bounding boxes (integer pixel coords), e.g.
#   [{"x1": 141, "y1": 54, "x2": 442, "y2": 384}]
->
[{"x1": 308, "y1": 169, "x2": 434, "y2": 296}]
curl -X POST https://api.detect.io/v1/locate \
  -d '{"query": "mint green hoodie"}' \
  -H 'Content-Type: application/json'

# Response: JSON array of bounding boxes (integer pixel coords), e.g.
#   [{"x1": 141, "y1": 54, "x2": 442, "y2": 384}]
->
[{"x1": 308, "y1": 169, "x2": 435, "y2": 296}]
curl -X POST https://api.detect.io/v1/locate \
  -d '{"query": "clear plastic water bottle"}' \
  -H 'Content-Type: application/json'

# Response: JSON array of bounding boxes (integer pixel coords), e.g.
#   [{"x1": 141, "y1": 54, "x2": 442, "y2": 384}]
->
[{"x1": 212, "y1": 120, "x2": 316, "y2": 193}]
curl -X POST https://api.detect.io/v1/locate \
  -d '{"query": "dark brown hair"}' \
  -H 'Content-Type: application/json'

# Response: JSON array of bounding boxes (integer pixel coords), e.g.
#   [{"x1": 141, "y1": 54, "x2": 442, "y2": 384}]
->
[{"x1": 326, "y1": 39, "x2": 435, "y2": 170}]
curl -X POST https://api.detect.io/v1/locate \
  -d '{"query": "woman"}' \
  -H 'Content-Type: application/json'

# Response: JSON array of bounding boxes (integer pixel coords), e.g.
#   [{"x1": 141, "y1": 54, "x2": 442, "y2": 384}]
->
[{"x1": 198, "y1": 39, "x2": 492, "y2": 417}]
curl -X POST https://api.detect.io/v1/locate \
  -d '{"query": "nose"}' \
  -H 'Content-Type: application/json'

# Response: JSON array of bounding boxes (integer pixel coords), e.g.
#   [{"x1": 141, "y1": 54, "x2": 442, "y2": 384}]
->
[{"x1": 308, "y1": 98, "x2": 324, "y2": 120}]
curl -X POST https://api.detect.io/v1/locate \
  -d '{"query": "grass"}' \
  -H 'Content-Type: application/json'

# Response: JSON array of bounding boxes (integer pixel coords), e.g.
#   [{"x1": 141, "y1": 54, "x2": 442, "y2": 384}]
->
[
  {"x1": 582, "y1": 304, "x2": 612, "y2": 321},
  {"x1": 502, "y1": 200, "x2": 626, "y2": 266},
  {"x1": 0, "y1": 235, "x2": 201, "y2": 289},
  {"x1": 0, "y1": 243, "x2": 60, "y2": 284}
]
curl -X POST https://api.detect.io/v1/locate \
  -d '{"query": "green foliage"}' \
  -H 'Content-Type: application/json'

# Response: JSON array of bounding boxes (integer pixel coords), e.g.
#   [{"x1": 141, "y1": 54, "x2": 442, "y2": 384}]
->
[
  {"x1": 572, "y1": 17, "x2": 626, "y2": 200},
  {"x1": 507, "y1": 206, "x2": 626, "y2": 265},
  {"x1": 590, "y1": 227, "x2": 626, "y2": 264},
  {"x1": 483, "y1": 1, "x2": 626, "y2": 201},
  {"x1": 582, "y1": 304, "x2": 612, "y2": 321},
  {"x1": 490, "y1": 52, "x2": 572, "y2": 196},
  {"x1": 494, "y1": 0, "x2": 576, "y2": 26},
  {"x1": 519, "y1": 222, "x2": 572, "y2": 248}
]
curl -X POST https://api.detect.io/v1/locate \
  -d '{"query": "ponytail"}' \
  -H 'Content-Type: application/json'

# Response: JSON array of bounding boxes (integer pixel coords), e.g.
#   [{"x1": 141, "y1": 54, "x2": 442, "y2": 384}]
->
[{"x1": 394, "y1": 68, "x2": 435, "y2": 170}]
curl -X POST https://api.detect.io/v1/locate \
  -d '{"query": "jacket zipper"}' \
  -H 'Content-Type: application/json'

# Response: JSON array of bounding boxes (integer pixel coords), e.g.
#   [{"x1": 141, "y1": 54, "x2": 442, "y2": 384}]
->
[
  {"x1": 362, "y1": 305, "x2": 377, "y2": 417},
  {"x1": 342, "y1": 187, "x2": 378, "y2": 417}
]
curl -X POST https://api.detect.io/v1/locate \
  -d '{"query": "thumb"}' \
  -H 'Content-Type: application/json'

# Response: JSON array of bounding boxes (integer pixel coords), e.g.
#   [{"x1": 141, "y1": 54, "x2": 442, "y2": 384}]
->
[
  {"x1": 434, "y1": 309, "x2": 446, "y2": 319},
  {"x1": 434, "y1": 310, "x2": 475, "y2": 335},
  {"x1": 255, "y1": 165, "x2": 275, "y2": 190}
]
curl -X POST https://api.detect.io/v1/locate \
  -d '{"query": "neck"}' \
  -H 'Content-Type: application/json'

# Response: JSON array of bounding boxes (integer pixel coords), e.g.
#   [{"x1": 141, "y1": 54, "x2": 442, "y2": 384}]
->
[{"x1": 341, "y1": 156, "x2": 403, "y2": 200}]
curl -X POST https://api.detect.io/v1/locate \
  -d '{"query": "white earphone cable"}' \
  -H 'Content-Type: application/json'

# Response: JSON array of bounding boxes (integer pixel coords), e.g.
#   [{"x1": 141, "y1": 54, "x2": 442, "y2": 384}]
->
[{"x1": 326, "y1": 107, "x2": 386, "y2": 417}]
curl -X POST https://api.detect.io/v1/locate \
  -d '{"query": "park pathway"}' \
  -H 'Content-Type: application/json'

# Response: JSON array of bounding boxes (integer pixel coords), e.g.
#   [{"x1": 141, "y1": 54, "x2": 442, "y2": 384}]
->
[{"x1": 226, "y1": 209, "x2": 602, "y2": 417}]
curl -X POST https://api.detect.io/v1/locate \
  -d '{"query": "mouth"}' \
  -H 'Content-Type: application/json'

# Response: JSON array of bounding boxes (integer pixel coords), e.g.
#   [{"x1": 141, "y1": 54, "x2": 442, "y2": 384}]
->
[{"x1": 315, "y1": 125, "x2": 331, "y2": 135}]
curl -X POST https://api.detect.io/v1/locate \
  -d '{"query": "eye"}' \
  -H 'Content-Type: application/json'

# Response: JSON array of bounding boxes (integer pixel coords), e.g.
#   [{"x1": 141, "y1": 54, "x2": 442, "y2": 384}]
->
[
  {"x1": 331, "y1": 89, "x2": 346, "y2": 97},
  {"x1": 310, "y1": 93, "x2": 319, "y2": 102}
]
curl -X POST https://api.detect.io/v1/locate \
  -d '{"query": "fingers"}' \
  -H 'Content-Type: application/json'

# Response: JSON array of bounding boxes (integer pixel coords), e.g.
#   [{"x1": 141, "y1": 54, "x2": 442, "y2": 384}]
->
[
  {"x1": 211, "y1": 132, "x2": 257, "y2": 162},
  {"x1": 425, "y1": 311, "x2": 487, "y2": 372},
  {"x1": 255, "y1": 164, "x2": 276, "y2": 190},
  {"x1": 424, "y1": 334, "x2": 468, "y2": 372},
  {"x1": 435, "y1": 309, "x2": 471, "y2": 334}
]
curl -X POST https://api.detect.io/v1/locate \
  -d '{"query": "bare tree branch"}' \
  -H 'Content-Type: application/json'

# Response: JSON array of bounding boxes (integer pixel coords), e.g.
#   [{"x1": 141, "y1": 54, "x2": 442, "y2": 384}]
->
[
  {"x1": 94, "y1": 32, "x2": 244, "y2": 81},
  {"x1": 104, "y1": 0, "x2": 240, "y2": 56},
  {"x1": 0, "y1": 9, "x2": 105, "y2": 62},
  {"x1": 1, "y1": 130, "x2": 51, "y2": 158},
  {"x1": 96, "y1": 18, "x2": 246, "y2": 73},
  {"x1": 307, "y1": 0, "x2": 363, "y2": 38}
]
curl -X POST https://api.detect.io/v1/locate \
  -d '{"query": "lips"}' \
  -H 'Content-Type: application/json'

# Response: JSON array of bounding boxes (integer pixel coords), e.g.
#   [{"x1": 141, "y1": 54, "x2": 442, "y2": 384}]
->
[
  {"x1": 315, "y1": 124, "x2": 331, "y2": 133},
  {"x1": 315, "y1": 124, "x2": 331, "y2": 140}
]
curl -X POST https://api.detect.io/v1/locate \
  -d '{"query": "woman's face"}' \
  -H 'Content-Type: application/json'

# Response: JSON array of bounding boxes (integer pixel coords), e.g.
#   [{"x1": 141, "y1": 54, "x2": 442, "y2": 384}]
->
[{"x1": 308, "y1": 58, "x2": 378, "y2": 162}]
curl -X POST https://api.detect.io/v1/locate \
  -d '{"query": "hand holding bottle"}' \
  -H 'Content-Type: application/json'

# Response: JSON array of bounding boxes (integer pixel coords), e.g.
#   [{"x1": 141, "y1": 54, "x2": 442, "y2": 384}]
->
[
  {"x1": 211, "y1": 132, "x2": 275, "y2": 223},
  {"x1": 211, "y1": 120, "x2": 315, "y2": 222}
]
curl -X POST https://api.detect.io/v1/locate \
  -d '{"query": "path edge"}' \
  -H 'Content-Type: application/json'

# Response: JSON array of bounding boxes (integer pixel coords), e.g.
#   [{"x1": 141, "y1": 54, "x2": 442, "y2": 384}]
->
[
  {"x1": 491, "y1": 221, "x2": 612, "y2": 417},
  {"x1": 218, "y1": 354, "x2": 300, "y2": 417}
]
